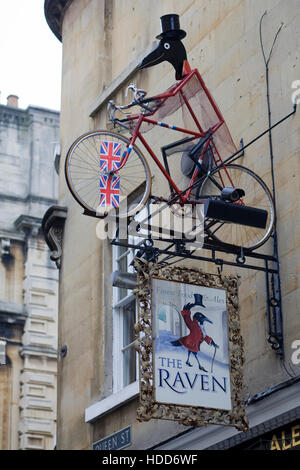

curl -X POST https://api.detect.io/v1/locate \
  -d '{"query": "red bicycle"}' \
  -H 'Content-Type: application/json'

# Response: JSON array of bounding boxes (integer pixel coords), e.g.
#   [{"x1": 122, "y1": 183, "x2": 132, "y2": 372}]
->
[{"x1": 65, "y1": 67, "x2": 274, "y2": 251}]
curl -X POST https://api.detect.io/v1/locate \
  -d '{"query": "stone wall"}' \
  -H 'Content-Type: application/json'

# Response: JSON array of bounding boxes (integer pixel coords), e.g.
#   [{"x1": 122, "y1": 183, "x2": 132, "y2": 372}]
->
[
  {"x1": 55, "y1": 0, "x2": 300, "y2": 449},
  {"x1": 0, "y1": 102, "x2": 59, "y2": 449}
]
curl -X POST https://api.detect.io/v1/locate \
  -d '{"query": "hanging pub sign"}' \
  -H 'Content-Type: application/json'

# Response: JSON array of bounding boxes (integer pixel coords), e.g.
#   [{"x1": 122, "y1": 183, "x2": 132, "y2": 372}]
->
[{"x1": 134, "y1": 259, "x2": 249, "y2": 431}]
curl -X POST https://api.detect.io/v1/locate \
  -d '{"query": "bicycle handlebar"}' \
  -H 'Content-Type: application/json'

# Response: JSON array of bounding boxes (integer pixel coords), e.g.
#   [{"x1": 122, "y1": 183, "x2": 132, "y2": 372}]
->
[
  {"x1": 107, "y1": 83, "x2": 161, "y2": 121},
  {"x1": 107, "y1": 100, "x2": 132, "y2": 121},
  {"x1": 126, "y1": 83, "x2": 147, "y2": 101}
]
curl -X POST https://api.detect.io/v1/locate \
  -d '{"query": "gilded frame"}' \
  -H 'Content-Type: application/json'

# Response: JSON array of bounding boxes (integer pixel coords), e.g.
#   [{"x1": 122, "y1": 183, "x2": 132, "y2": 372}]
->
[{"x1": 133, "y1": 258, "x2": 249, "y2": 431}]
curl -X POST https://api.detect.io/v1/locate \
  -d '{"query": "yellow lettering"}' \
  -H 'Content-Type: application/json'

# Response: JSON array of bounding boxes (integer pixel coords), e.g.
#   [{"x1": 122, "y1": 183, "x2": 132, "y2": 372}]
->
[
  {"x1": 270, "y1": 434, "x2": 281, "y2": 450},
  {"x1": 282, "y1": 430, "x2": 291, "y2": 450},
  {"x1": 292, "y1": 425, "x2": 300, "y2": 448}
]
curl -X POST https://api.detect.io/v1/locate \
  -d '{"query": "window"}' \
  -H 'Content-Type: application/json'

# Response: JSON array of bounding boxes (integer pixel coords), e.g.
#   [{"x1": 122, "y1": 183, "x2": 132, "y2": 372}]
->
[
  {"x1": 85, "y1": 208, "x2": 151, "y2": 421},
  {"x1": 0, "y1": 339, "x2": 6, "y2": 365},
  {"x1": 112, "y1": 239, "x2": 138, "y2": 392}
]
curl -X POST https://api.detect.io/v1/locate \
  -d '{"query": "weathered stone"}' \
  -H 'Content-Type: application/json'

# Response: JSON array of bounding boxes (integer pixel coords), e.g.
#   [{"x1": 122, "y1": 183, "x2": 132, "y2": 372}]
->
[{"x1": 0, "y1": 101, "x2": 59, "y2": 449}]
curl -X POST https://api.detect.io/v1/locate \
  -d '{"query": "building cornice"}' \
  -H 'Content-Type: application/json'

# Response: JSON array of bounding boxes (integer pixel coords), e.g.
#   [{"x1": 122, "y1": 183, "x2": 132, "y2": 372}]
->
[
  {"x1": 89, "y1": 42, "x2": 156, "y2": 118},
  {"x1": 0, "y1": 301, "x2": 27, "y2": 325},
  {"x1": 44, "y1": 0, "x2": 72, "y2": 41},
  {"x1": 0, "y1": 230, "x2": 25, "y2": 242},
  {"x1": 0, "y1": 104, "x2": 59, "y2": 130},
  {"x1": 19, "y1": 345, "x2": 58, "y2": 358},
  {"x1": 42, "y1": 205, "x2": 68, "y2": 269},
  {"x1": 14, "y1": 215, "x2": 42, "y2": 238},
  {"x1": 0, "y1": 194, "x2": 57, "y2": 206}
]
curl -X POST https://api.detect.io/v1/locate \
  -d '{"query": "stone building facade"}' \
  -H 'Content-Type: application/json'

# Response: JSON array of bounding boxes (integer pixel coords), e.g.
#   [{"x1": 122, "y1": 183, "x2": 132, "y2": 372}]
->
[
  {"x1": 0, "y1": 95, "x2": 59, "y2": 449},
  {"x1": 44, "y1": 0, "x2": 300, "y2": 450}
]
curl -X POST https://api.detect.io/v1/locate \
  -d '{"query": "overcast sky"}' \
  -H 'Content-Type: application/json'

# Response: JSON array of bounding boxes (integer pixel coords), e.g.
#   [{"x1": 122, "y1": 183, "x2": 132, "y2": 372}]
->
[{"x1": 0, "y1": 0, "x2": 62, "y2": 111}]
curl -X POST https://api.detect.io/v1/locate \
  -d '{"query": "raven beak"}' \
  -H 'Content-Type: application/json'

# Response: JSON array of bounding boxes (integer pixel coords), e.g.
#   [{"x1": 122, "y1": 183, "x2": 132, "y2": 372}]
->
[
  {"x1": 204, "y1": 318, "x2": 213, "y2": 324},
  {"x1": 139, "y1": 43, "x2": 165, "y2": 70}
]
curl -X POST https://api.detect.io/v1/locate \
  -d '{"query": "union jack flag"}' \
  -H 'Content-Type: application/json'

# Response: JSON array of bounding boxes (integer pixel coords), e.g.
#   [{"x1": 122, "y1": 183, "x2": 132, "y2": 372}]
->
[
  {"x1": 99, "y1": 174, "x2": 120, "y2": 208},
  {"x1": 100, "y1": 140, "x2": 122, "y2": 172},
  {"x1": 99, "y1": 140, "x2": 122, "y2": 208}
]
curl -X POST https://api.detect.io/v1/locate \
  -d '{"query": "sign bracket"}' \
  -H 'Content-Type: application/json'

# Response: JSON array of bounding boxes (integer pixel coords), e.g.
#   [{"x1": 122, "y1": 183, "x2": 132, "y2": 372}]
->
[
  {"x1": 111, "y1": 227, "x2": 283, "y2": 357},
  {"x1": 110, "y1": 103, "x2": 298, "y2": 359}
]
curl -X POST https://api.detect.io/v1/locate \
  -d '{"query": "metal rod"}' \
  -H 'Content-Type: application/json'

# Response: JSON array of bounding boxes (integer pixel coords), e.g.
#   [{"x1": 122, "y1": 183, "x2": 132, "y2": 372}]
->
[
  {"x1": 111, "y1": 239, "x2": 279, "y2": 273},
  {"x1": 180, "y1": 89, "x2": 203, "y2": 132},
  {"x1": 142, "y1": 104, "x2": 297, "y2": 209},
  {"x1": 214, "y1": 106, "x2": 297, "y2": 170},
  {"x1": 259, "y1": 11, "x2": 285, "y2": 358}
]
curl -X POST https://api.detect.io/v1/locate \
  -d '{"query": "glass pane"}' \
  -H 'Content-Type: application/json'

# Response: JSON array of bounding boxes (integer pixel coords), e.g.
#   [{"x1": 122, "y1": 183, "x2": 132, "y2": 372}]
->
[
  {"x1": 123, "y1": 346, "x2": 137, "y2": 387},
  {"x1": 117, "y1": 244, "x2": 129, "y2": 301},
  {"x1": 118, "y1": 286, "x2": 127, "y2": 302},
  {"x1": 118, "y1": 246, "x2": 128, "y2": 273},
  {"x1": 123, "y1": 300, "x2": 136, "y2": 347},
  {"x1": 122, "y1": 299, "x2": 137, "y2": 387}
]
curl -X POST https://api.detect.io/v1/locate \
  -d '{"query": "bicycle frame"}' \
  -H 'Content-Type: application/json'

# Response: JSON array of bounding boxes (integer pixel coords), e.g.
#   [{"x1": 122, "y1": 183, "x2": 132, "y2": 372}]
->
[
  {"x1": 113, "y1": 69, "x2": 227, "y2": 205},
  {"x1": 65, "y1": 60, "x2": 276, "y2": 250}
]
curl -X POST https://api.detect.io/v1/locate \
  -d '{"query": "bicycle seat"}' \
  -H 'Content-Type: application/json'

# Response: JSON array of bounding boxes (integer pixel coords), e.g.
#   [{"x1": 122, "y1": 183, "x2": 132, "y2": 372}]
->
[{"x1": 181, "y1": 136, "x2": 213, "y2": 177}]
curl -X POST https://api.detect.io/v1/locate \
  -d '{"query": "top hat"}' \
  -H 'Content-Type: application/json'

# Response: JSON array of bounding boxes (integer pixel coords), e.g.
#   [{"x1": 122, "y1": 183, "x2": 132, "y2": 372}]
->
[
  {"x1": 156, "y1": 14, "x2": 187, "y2": 40},
  {"x1": 193, "y1": 294, "x2": 206, "y2": 308}
]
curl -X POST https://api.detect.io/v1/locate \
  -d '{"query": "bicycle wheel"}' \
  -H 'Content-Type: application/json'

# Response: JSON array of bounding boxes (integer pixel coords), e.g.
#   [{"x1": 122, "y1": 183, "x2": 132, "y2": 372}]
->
[
  {"x1": 65, "y1": 130, "x2": 151, "y2": 217},
  {"x1": 197, "y1": 164, "x2": 275, "y2": 250}
]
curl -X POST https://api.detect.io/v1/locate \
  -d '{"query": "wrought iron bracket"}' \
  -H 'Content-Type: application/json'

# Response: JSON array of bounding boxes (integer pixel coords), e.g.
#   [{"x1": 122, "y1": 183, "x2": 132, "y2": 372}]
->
[
  {"x1": 111, "y1": 235, "x2": 278, "y2": 273},
  {"x1": 265, "y1": 251, "x2": 283, "y2": 356},
  {"x1": 111, "y1": 232, "x2": 283, "y2": 358}
]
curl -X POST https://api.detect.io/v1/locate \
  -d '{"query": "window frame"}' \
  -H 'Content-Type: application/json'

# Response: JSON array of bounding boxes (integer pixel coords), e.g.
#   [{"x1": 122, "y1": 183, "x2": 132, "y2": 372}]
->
[{"x1": 112, "y1": 238, "x2": 139, "y2": 393}]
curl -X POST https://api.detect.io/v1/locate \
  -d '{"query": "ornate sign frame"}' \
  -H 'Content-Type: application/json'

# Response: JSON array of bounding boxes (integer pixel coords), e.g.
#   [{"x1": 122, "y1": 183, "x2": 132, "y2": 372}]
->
[{"x1": 133, "y1": 258, "x2": 249, "y2": 431}]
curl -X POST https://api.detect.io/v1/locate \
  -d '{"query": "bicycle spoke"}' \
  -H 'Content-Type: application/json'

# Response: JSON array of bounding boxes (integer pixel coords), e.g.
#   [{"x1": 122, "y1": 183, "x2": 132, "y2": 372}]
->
[
  {"x1": 65, "y1": 131, "x2": 151, "y2": 216},
  {"x1": 197, "y1": 164, "x2": 274, "y2": 250}
]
